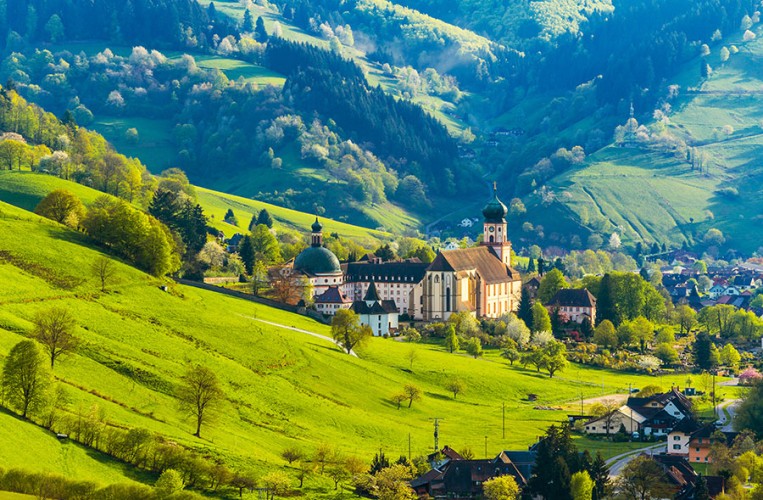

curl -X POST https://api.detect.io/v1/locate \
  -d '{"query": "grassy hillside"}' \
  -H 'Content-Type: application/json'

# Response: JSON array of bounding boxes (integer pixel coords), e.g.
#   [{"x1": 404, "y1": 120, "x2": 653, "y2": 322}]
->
[
  {"x1": 541, "y1": 29, "x2": 763, "y2": 254},
  {"x1": 0, "y1": 171, "x2": 390, "y2": 246},
  {"x1": 0, "y1": 199, "x2": 672, "y2": 494}
]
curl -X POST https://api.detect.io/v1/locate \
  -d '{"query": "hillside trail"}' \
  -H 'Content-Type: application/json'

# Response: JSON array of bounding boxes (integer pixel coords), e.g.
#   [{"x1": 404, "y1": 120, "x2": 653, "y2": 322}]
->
[{"x1": 244, "y1": 316, "x2": 358, "y2": 357}]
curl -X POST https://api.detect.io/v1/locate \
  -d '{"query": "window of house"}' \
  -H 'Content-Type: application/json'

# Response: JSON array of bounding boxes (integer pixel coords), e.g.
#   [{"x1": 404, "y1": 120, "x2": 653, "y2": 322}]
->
[
  {"x1": 674, "y1": 436, "x2": 680, "y2": 441},
  {"x1": 696, "y1": 447, "x2": 700, "y2": 452},
  {"x1": 673, "y1": 445, "x2": 681, "y2": 450}
]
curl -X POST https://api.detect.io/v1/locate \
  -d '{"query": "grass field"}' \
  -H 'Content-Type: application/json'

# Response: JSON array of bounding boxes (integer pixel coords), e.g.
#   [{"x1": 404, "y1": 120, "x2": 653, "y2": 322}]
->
[
  {"x1": 0, "y1": 199, "x2": 670, "y2": 494},
  {"x1": 90, "y1": 116, "x2": 176, "y2": 173},
  {"x1": 0, "y1": 171, "x2": 390, "y2": 247},
  {"x1": 544, "y1": 28, "x2": 763, "y2": 253}
]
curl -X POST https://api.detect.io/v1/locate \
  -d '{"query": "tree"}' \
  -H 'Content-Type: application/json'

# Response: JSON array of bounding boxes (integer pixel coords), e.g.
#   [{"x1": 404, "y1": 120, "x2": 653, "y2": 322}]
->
[
  {"x1": 541, "y1": 340, "x2": 568, "y2": 378},
  {"x1": 571, "y1": 470, "x2": 593, "y2": 500},
  {"x1": 281, "y1": 447, "x2": 304, "y2": 464},
  {"x1": 532, "y1": 302, "x2": 552, "y2": 333},
  {"x1": 517, "y1": 287, "x2": 533, "y2": 330},
  {"x1": 720, "y1": 344, "x2": 741, "y2": 369},
  {"x1": 538, "y1": 269, "x2": 567, "y2": 304},
  {"x1": 674, "y1": 305, "x2": 697, "y2": 335},
  {"x1": 373, "y1": 464, "x2": 417, "y2": 499},
  {"x1": 230, "y1": 472, "x2": 257, "y2": 498},
  {"x1": 262, "y1": 471, "x2": 291, "y2": 498},
  {"x1": 91, "y1": 256, "x2": 116, "y2": 292},
  {"x1": 528, "y1": 425, "x2": 576, "y2": 500},
  {"x1": 445, "y1": 378, "x2": 465, "y2": 399},
  {"x1": 34, "y1": 189, "x2": 85, "y2": 228},
  {"x1": 588, "y1": 453, "x2": 611, "y2": 500},
  {"x1": 735, "y1": 380, "x2": 763, "y2": 438},
  {"x1": 593, "y1": 320, "x2": 617, "y2": 350},
  {"x1": 527, "y1": 257, "x2": 536, "y2": 273},
  {"x1": 44, "y1": 14, "x2": 65, "y2": 42},
  {"x1": 32, "y1": 307, "x2": 78, "y2": 369},
  {"x1": 331, "y1": 309, "x2": 372, "y2": 354},
  {"x1": 251, "y1": 224, "x2": 282, "y2": 265},
  {"x1": 224, "y1": 208, "x2": 238, "y2": 225},
  {"x1": 155, "y1": 469, "x2": 184, "y2": 497},
  {"x1": 406, "y1": 348, "x2": 418, "y2": 371},
  {"x1": 313, "y1": 444, "x2": 333, "y2": 473},
  {"x1": 238, "y1": 235, "x2": 255, "y2": 275},
  {"x1": 242, "y1": 8, "x2": 254, "y2": 32},
  {"x1": 654, "y1": 343, "x2": 679, "y2": 366},
  {"x1": 1, "y1": 340, "x2": 50, "y2": 418},
  {"x1": 693, "y1": 332, "x2": 719, "y2": 370},
  {"x1": 444, "y1": 325, "x2": 460, "y2": 353},
  {"x1": 255, "y1": 16, "x2": 269, "y2": 42},
  {"x1": 176, "y1": 364, "x2": 224, "y2": 438},
  {"x1": 483, "y1": 475, "x2": 519, "y2": 500},
  {"x1": 248, "y1": 211, "x2": 259, "y2": 231},
  {"x1": 502, "y1": 347, "x2": 521, "y2": 365},
  {"x1": 617, "y1": 456, "x2": 672, "y2": 500},
  {"x1": 257, "y1": 208, "x2": 274, "y2": 228},
  {"x1": 404, "y1": 384, "x2": 422, "y2": 408},
  {"x1": 465, "y1": 337, "x2": 483, "y2": 358},
  {"x1": 623, "y1": 317, "x2": 654, "y2": 352},
  {"x1": 595, "y1": 274, "x2": 617, "y2": 325}
]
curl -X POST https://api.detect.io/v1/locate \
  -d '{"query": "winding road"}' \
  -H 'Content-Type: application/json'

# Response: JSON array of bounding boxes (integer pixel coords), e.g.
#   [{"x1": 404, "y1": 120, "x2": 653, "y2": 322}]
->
[{"x1": 606, "y1": 443, "x2": 667, "y2": 478}]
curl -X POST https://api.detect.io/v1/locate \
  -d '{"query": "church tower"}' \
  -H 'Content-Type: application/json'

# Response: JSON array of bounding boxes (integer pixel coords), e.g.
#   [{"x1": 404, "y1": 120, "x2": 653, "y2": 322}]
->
[
  {"x1": 481, "y1": 182, "x2": 511, "y2": 266},
  {"x1": 311, "y1": 217, "x2": 323, "y2": 247}
]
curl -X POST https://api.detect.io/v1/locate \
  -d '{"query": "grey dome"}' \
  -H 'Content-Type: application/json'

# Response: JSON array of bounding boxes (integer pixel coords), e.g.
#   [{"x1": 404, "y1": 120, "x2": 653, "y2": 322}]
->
[{"x1": 294, "y1": 246, "x2": 341, "y2": 275}]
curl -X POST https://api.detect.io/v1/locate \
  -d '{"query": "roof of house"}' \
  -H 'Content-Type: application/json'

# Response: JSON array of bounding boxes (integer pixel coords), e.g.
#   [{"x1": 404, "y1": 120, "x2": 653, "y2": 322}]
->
[
  {"x1": 344, "y1": 260, "x2": 429, "y2": 283},
  {"x1": 428, "y1": 247, "x2": 519, "y2": 284},
  {"x1": 670, "y1": 418, "x2": 702, "y2": 435},
  {"x1": 314, "y1": 286, "x2": 352, "y2": 304},
  {"x1": 525, "y1": 276, "x2": 542, "y2": 288},
  {"x1": 546, "y1": 288, "x2": 597, "y2": 308},
  {"x1": 351, "y1": 299, "x2": 398, "y2": 315},
  {"x1": 364, "y1": 281, "x2": 381, "y2": 302}
]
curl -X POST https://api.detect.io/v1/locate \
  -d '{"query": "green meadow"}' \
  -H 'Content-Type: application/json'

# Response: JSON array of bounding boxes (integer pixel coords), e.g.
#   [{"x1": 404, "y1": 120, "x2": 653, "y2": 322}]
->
[
  {"x1": 0, "y1": 198, "x2": 666, "y2": 493},
  {"x1": 546, "y1": 28, "x2": 763, "y2": 252},
  {"x1": 0, "y1": 171, "x2": 389, "y2": 246}
]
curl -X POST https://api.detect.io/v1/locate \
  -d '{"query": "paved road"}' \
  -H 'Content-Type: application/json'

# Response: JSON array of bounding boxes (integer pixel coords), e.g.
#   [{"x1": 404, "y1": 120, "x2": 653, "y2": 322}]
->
[
  {"x1": 247, "y1": 316, "x2": 358, "y2": 357},
  {"x1": 715, "y1": 399, "x2": 741, "y2": 432},
  {"x1": 606, "y1": 443, "x2": 667, "y2": 478}
]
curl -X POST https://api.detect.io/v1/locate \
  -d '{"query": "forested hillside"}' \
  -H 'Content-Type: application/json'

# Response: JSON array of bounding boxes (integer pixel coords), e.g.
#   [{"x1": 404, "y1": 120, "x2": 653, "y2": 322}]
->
[{"x1": 1, "y1": 0, "x2": 762, "y2": 253}]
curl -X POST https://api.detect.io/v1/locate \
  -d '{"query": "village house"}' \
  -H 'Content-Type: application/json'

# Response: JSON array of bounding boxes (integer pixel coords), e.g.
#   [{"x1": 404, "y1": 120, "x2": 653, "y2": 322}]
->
[
  {"x1": 350, "y1": 281, "x2": 399, "y2": 336},
  {"x1": 314, "y1": 286, "x2": 352, "y2": 315},
  {"x1": 584, "y1": 389, "x2": 693, "y2": 437},
  {"x1": 650, "y1": 454, "x2": 726, "y2": 499},
  {"x1": 545, "y1": 288, "x2": 597, "y2": 324},
  {"x1": 410, "y1": 446, "x2": 535, "y2": 499}
]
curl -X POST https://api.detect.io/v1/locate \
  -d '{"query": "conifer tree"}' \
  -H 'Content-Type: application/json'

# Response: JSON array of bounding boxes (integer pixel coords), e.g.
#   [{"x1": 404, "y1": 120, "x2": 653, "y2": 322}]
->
[
  {"x1": 517, "y1": 287, "x2": 533, "y2": 331},
  {"x1": 255, "y1": 16, "x2": 268, "y2": 42},
  {"x1": 242, "y1": 9, "x2": 254, "y2": 32},
  {"x1": 256, "y1": 208, "x2": 274, "y2": 228}
]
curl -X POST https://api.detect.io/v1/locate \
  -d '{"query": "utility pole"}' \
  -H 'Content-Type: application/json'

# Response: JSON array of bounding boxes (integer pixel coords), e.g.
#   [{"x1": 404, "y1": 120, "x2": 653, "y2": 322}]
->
[
  {"x1": 430, "y1": 418, "x2": 443, "y2": 453},
  {"x1": 712, "y1": 373, "x2": 717, "y2": 419},
  {"x1": 484, "y1": 435, "x2": 488, "y2": 459},
  {"x1": 408, "y1": 433, "x2": 412, "y2": 460},
  {"x1": 502, "y1": 403, "x2": 506, "y2": 439}
]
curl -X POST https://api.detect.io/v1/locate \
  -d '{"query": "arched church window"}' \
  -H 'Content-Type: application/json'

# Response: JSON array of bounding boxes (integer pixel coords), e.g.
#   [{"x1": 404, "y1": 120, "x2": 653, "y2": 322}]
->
[
  {"x1": 434, "y1": 275, "x2": 440, "y2": 284},
  {"x1": 489, "y1": 235, "x2": 494, "y2": 243},
  {"x1": 446, "y1": 287, "x2": 451, "y2": 312}
]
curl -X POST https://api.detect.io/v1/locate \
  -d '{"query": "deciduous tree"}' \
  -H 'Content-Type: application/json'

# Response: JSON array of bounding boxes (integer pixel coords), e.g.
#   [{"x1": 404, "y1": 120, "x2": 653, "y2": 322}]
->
[
  {"x1": 617, "y1": 456, "x2": 672, "y2": 500},
  {"x1": 483, "y1": 475, "x2": 519, "y2": 500},
  {"x1": 34, "y1": 189, "x2": 85, "y2": 228},
  {"x1": 176, "y1": 364, "x2": 224, "y2": 438},
  {"x1": 32, "y1": 307, "x2": 78, "y2": 369},
  {"x1": 445, "y1": 378, "x2": 465, "y2": 399},
  {"x1": 1, "y1": 340, "x2": 50, "y2": 418},
  {"x1": 331, "y1": 309, "x2": 372, "y2": 354}
]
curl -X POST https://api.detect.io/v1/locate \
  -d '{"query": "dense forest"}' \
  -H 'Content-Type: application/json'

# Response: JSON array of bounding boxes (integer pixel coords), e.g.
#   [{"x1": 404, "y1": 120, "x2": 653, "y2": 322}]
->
[{"x1": 0, "y1": 0, "x2": 231, "y2": 50}]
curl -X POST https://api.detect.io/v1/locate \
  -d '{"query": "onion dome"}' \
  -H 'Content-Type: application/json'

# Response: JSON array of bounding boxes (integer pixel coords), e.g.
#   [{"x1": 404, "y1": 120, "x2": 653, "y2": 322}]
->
[
  {"x1": 311, "y1": 217, "x2": 323, "y2": 233},
  {"x1": 482, "y1": 182, "x2": 508, "y2": 223}
]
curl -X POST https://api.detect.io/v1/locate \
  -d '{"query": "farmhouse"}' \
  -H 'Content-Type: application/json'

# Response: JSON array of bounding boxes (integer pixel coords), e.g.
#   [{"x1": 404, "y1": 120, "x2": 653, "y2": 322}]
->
[
  {"x1": 585, "y1": 389, "x2": 693, "y2": 437},
  {"x1": 411, "y1": 446, "x2": 535, "y2": 499},
  {"x1": 545, "y1": 288, "x2": 597, "y2": 324}
]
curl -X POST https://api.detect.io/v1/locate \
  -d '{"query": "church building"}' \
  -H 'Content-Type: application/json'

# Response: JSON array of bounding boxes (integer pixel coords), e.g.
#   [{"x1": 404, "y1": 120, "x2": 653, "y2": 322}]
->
[
  {"x1": 420, "y1": 184, "x2": 522, "y2": 320},
  {"x1": 292, "y1": 218, "x2": 344, "y2": 297}
]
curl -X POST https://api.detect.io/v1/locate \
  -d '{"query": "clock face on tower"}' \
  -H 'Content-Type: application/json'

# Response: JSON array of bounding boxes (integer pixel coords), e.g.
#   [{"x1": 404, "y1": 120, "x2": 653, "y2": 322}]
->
[{"x1": 488, "y1": 226, "x2": 495, "y2": 233}]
